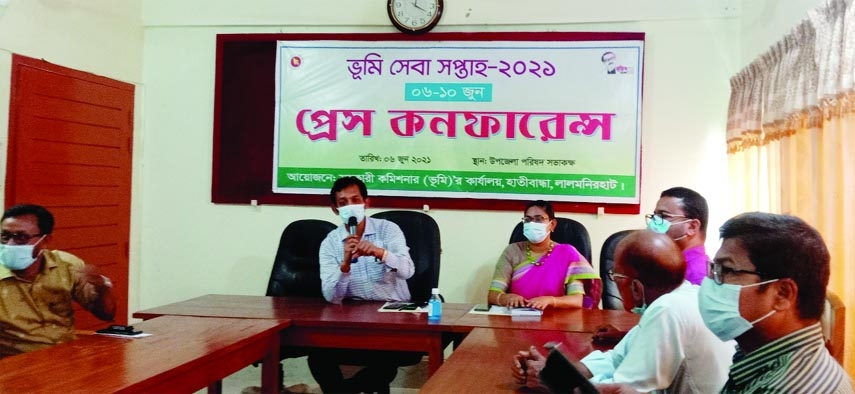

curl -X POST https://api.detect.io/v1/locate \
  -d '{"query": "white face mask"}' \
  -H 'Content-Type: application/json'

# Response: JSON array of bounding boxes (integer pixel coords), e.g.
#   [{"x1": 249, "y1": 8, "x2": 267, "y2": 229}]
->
[
  {"x1": 0, "y1": 236, "x2": 44, "y2": 271},
  {"x1": 523, "y1": 222, "x2": 549, "y2": 243},
  {"x1": 337, "y1": 204, "x2": 365, "y2": 227},
  {"x1": 697, "y1": 277, "x2": 778, "y2": 341}
]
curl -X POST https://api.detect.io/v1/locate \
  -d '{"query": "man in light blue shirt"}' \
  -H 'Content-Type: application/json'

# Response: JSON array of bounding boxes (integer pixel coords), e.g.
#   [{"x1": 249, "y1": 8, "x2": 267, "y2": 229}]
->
[
  {"x1": 309, "y1": 176, "x2": 419, "y2": 393},
  {"x1": 317, "y1": 176, "x2": 414, "y2": 303}
]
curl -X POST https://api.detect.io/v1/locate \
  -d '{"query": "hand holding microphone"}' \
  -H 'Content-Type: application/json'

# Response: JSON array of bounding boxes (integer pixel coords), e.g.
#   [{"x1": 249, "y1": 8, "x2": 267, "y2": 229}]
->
[
  {"x1": 347, "y1": 216, "x2": 359, "y2": 264},
  {"x1": 347, "y1": 216, "x2": 358, "y2": 236}
]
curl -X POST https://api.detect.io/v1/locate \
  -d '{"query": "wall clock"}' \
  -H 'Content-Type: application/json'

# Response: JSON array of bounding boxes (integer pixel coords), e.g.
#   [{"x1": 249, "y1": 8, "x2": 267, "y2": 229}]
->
[{"x1": 387, "y1": 0, "x2": 443, "y2": 35}]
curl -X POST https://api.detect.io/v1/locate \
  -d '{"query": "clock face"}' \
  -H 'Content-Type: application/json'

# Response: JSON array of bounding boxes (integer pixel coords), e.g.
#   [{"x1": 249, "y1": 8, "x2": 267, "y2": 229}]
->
[{"x1": 388, "y1": 0, "x2": 443, "y2": 34}]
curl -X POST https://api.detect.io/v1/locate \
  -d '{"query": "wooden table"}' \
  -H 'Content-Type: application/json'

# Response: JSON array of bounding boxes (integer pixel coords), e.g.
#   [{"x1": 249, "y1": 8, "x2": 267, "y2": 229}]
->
[
  {"x1": 134, "y1": 294, "x2": 474, "y2": 375},
  {"x1": 452, "y1": 307, "x2": 639, "y2": 333},
  {"x1": 0, "y1": 315, "x2": 289, "y2": 394},
  {"x1": 421, "y1": 327, "x2": 614, "y2": 393}
]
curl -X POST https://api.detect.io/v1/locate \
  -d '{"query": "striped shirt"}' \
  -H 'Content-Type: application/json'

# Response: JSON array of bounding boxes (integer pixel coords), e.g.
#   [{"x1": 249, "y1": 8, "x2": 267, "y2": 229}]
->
[
  {"x1": 319, "y1": 217, "x2": 414, "y2": 304},
  {"x1": 722, "y1": 323, "x2": 853, "y2": 394}
]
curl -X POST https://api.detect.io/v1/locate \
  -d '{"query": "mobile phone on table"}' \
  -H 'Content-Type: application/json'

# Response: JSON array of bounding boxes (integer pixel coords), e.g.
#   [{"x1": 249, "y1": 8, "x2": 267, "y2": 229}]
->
[{"x1": 96, "y1": 325, "x2": 143, "y2": 336}]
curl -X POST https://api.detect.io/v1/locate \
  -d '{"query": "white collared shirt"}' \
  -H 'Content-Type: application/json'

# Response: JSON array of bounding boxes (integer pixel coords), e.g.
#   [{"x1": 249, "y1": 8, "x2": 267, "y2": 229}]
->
[{"x1": 581, "y1": 281, "x2": 735, "y2": 393}]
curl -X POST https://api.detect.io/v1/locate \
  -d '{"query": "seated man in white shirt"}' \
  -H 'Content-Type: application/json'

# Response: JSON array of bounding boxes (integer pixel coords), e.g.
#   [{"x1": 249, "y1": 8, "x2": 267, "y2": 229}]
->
[
  {"x1": 308, "y1": 176, "x2": 420, "y2": 394},
  {"x1": 512, "y1": 230, "x2": 734, "y2": 393}
]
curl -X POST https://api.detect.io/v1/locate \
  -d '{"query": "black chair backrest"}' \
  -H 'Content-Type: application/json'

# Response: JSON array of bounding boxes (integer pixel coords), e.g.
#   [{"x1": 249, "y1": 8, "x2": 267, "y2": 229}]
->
[
  {"x1": 371, "y1": 210, "x2": 441, "y2": 305},
  {"x1": 509, "y1": 217, "x2": 592, "y2": 262},
  {"x1": 266, "y1": 219, "x2": 338, "y2": 298},
  {"x1": 599, "y1": 229, "x2": 636, "y2": 310}
]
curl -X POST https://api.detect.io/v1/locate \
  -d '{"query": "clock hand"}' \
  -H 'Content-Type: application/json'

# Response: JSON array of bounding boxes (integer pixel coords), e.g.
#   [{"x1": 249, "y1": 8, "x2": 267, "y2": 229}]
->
[{"x1": 412, "y1": 0, "x2": 426, "y2": 11}]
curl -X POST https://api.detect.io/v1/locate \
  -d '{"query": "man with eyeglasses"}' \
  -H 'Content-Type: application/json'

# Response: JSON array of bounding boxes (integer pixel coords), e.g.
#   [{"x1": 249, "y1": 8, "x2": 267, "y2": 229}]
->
[
  {"x1": 646, "y1": 187, "x2": 709, "y2": 285},
  {"x1": 513, "y1": 230, "x2": 733, "y2": 393},
  {"x1": 0, "y1": 204, "x2": 116, "y2": 357},
  {"x1": 698, "y1": 212, "x2": 853, "y2": 393},
  {"x1": 594, "y1": 188, "x2": 711, "y2": 345}
]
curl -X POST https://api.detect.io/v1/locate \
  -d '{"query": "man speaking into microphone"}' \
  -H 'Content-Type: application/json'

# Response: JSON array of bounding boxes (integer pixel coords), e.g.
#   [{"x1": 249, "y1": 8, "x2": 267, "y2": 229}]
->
[{"x1": 310, "y1": 176, "x2": 418, "y2": 393}]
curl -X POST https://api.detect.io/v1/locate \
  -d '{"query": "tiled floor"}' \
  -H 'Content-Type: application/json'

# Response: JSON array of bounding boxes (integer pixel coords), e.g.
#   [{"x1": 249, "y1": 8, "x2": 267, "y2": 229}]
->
[{"x1": 214, "y1": 356, "x2": 427, "y2": 394}]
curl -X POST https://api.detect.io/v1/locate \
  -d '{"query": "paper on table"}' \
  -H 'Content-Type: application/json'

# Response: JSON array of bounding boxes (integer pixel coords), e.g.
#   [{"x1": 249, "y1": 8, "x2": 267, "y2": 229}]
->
[{"x1": 468, "y1": 305, "x2": 509, "y2": 315}]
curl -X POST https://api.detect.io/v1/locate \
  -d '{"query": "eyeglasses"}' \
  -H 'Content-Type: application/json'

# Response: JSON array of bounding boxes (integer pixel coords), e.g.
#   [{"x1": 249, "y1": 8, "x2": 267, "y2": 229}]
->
[
  {"x1": 0, "y1": 231, "x2": 44, "y2": 244},
  {"x1": 707, "y1": 260, "x2": 768, "y2": 285},
  {"x1": 521, "y1": 215, "x2": 551, "y2": 224},
  {"x1": 607, "y1": 269, "x2": 632, "y2": 282},
  {"x1": 644, "y1": 212, "x2": 687, "y2": 226}
]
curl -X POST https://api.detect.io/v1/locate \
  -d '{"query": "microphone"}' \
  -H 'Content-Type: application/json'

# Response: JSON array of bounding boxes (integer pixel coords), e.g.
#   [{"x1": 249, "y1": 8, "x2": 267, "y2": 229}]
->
[
  {"x1": 347, "y1": 216, "x2": 358, "y2": 236},
  {"x1": 348, "y1": 216, "x2": 358, "y2": 264}
]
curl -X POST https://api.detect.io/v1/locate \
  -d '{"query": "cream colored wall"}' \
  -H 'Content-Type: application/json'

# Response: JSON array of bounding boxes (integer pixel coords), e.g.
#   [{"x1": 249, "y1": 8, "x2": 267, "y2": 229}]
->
[
  {"x1": 0, "y1": 0, "x2": 144, "y2": 319},
  {"x1": 740, "y1": 0, "x2": 825, "y2": 64},
  {"x1": 0, "y1": 0, "x2": 141, "y2": 82},
  {"x1": 137, "y1": 1, "x2": 740, "y2": 310}
]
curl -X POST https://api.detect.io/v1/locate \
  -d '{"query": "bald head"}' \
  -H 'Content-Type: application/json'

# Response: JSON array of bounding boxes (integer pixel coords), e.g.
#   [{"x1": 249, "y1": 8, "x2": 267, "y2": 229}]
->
[{"x1": 615, "y1": 230, "x2": 686, "y2": 291}]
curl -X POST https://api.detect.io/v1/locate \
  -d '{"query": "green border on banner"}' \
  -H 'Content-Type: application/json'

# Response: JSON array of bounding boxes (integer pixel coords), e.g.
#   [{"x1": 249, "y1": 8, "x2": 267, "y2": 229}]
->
[{"x1": 277, "y1": 167, "x2": 635, "y2": 197}]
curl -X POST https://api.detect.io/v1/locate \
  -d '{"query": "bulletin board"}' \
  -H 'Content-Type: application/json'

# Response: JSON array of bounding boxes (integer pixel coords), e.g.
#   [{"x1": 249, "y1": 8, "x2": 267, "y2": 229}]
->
[{"x1": 213, "y1": 32, "x2": 644, "y2": 213}]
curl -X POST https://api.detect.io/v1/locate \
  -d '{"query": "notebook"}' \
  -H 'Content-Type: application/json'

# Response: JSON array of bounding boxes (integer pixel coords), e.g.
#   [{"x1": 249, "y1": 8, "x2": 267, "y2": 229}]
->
[{"x1": 510, "y1": 307, "x2": 543, "y2": 316}]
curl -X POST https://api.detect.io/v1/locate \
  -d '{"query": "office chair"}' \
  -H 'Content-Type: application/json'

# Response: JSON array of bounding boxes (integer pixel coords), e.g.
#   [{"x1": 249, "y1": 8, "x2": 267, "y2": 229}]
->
[
  {"x1": 508, "y1": 217, "x2": 600, "y2": 309},
  {"x1": 264, "y1": 218, "x2": 338, "y2": 388},
  {"x1": 822, "y1": 290, "x2": 846, "y2": 364},
  {"x1": 266, "y1": 219, "x2": 338, "y2": 298},
  {"x1": 370, "y1": 210, "x2": 445, "y2": 367},
  {"x1": 370, "y1": 210, "x2": 442, "y2": 305},
  {"x1": 599, "y1": 229, "x2": 635, "y2": 310}
]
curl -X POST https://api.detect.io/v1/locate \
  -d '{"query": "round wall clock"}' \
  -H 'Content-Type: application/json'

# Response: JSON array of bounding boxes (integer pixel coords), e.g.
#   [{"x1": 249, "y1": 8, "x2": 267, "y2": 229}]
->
[{"x1": 387, "y1": 0, "x2": 443, "y2": 35}]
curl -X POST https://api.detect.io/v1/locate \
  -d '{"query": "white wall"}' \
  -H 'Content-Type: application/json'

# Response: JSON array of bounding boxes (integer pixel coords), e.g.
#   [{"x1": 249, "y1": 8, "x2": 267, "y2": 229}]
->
[
  {"x1": 137, "y1": 1, "x2": 740, "y2": 310},
  {"x1": 0, "y1": 0, "x2": 144, "y2": 317},
  {"x1": 740, "y1": 0, "x2": 824, "y2": 63}
]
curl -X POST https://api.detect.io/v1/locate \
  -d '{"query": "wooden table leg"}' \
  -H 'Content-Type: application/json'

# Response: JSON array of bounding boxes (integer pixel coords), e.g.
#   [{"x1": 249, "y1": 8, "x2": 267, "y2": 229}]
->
[
  {"x1": 427, "y1": 335, "x2": 444, "y2": 376},
  {"x1": 261, "y1": 333, "x2": 281, "y2": 394},
  {"x1": 207, "y1": 380, "x2": 222, "y2": 394}
]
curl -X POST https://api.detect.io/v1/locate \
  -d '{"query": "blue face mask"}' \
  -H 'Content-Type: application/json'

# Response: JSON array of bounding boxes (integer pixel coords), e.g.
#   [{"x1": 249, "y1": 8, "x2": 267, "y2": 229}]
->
[
  {"x1": 523, "y1": 222, "x2": 549, "y2": 243},
  {"x1": 630, "y1": 279, "x2": 648, "y2": 315},
  {"x1": 646, "y1": 216, "x2": 672, "y2": 234},
  {"x1": 337, "y1": 204, "x2": 365, "y2": 227},
  {"x1": 698, "y1": 277, "x2": 778, "y2": 341},
  {"x1": 0, "y1": 236, "x2": 45, "y2": 271},
  {"x1": 646, "y1": 215, "x2": 691, "y2": 241}
]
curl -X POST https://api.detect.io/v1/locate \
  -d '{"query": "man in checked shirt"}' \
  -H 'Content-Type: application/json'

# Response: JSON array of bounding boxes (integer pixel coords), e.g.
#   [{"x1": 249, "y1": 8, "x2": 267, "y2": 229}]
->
[{"x1": 309, "y1": 176, "x2": 421, "y2": 394}]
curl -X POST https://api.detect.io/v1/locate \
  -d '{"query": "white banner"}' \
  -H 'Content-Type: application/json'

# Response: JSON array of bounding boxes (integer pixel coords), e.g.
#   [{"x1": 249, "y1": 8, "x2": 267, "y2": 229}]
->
[{"x1": 274, "y1": 39, "x2": 644, "y2": 203}]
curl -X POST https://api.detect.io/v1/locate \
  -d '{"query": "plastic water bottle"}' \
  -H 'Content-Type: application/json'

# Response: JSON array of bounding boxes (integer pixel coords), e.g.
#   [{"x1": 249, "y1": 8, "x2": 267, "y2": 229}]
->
[{"x1": 428, "y1": 288, "x2": 442, "y2": 321}]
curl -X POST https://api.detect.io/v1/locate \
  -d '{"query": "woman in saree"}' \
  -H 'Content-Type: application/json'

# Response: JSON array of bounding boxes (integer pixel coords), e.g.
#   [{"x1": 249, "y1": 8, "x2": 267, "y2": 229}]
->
[{"x1": 488, "y1": 200, "x2": 599, "y2": 310}]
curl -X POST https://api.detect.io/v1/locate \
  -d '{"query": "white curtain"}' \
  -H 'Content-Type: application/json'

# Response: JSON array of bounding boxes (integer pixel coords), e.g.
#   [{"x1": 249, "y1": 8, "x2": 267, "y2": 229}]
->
[{"x1": 727, "y1": 0, "x2": 854, "y2": 375}]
